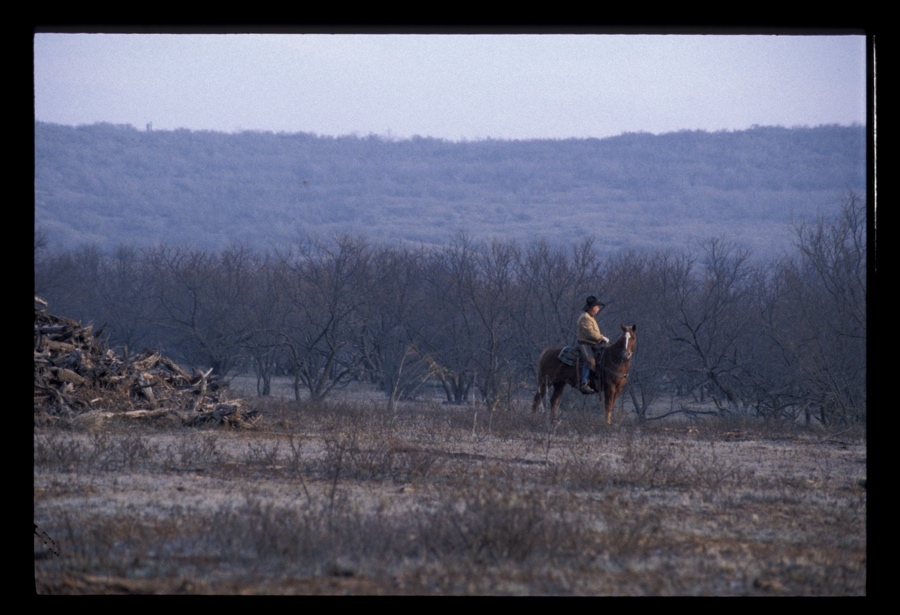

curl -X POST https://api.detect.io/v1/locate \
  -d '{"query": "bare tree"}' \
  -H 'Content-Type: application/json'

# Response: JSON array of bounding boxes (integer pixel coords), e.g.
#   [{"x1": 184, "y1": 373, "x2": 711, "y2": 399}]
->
[
  {"x1": 277, "y1": 236, "x2": 371, "y2": 402},
  {"x1": 35, "y1": 239, "x2": 158, "y2": 354},
  {"x1": 414, "y1": 236, "x2": 479, "y2": 404},
  {"x1": 90, "y1": 244, "x2": 158, "y2": 353},
  {"x1": 356, "y1": 244, "x2": 436, "y2": 409},
  {"x1": 143, "y1": 244, "x2": 257, "y2": 375},
  {"x1": 648, "y1": 240, "x2": 760, "y2": 415},
  {"x1": 767, "y1": 192, "x2": 867, "y2": 424},
  {"x1": 238, "y1": 251, "x2": 293, "y2": 396},
  {"x1": 516, "y1": 239, "x2": 602, "y2": 345},
  {"x1": 468, "y1": 238, "x2": 524, "y2": 406}
]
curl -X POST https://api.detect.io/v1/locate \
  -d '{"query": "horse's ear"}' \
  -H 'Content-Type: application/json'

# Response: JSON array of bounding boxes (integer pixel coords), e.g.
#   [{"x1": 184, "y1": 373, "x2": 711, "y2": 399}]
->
[
  {"x1": 620, "y1": 323, "x2": 626, "y2": 331},
  {"x1": 632, "y1": 323, "x2": 636, "y2": 332}
]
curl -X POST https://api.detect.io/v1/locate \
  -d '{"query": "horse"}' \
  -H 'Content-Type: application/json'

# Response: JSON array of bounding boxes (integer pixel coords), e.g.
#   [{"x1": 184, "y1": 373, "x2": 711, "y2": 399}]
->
[{"x1": 532, "y1": 324, "x2": 637, "y2": 425}]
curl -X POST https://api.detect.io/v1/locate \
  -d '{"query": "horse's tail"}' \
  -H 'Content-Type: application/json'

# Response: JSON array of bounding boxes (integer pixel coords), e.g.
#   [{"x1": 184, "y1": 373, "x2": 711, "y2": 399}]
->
[{"x1": 535, "y1": 348, "x2": 552, "y2": 385}]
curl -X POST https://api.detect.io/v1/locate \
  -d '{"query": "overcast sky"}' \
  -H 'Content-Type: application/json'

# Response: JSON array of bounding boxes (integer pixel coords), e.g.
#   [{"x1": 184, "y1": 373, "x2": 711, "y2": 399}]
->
[{"x1": 33, "y1": 32, "x2": 867, "y2": 141}]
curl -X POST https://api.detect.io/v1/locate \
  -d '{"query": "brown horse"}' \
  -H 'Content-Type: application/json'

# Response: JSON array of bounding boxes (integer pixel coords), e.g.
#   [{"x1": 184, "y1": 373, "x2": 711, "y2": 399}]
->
[{"x1": 532, "y1": 324, "x2": 637, "y2": 424}]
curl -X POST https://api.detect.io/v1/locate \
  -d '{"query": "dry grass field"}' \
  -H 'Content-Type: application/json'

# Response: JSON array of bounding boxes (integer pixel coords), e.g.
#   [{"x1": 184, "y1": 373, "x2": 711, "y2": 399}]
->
[{"x1": 34, "y1": 391, "x2": 866, "y2": 595}]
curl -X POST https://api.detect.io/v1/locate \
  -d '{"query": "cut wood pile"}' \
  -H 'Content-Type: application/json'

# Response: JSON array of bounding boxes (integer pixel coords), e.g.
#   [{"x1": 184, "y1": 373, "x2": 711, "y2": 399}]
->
[{"x1": 34, "y1": 297, "x2": 259, "y2": 427}]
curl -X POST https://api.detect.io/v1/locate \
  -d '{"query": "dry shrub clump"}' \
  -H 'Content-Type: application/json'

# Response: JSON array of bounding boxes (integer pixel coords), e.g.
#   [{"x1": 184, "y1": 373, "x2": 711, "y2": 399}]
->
[{"x1": 35, "y1": 396, "x2": 866, "y2": 595}]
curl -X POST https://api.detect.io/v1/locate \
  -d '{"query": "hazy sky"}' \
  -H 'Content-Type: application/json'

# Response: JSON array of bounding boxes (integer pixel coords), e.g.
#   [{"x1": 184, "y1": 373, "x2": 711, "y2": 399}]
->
[{"x1": 33, "y1": 32, "x2": 867, "y2": 141}]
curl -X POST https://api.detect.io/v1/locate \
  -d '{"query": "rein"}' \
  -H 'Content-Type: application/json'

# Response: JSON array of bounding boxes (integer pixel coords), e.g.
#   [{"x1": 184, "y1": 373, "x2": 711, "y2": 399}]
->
[
  {"x1": 600, "y1": 362, "x2": 630, "y2": 380},
  {"x1": 598, "y1": 339, "x2": 633, "y2": 380}
]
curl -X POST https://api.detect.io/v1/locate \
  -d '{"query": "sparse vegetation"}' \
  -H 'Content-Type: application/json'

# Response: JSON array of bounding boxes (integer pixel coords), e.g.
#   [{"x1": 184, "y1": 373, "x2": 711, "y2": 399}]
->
[{"x1": 34, "y1": 396, "x2": 866, "y2": 595}]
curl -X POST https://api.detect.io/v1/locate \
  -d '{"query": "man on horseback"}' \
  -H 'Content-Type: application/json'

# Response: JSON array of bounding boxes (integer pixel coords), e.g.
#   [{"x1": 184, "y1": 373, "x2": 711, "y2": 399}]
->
[{"x1": 577, "y1": 295, "x2": 609, "y2": 394}]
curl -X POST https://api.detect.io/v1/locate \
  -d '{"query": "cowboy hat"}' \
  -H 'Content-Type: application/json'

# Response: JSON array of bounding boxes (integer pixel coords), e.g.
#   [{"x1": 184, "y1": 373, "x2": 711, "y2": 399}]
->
[{"x1": 582, "y1": 295, "x2": 607, "y2": 311}]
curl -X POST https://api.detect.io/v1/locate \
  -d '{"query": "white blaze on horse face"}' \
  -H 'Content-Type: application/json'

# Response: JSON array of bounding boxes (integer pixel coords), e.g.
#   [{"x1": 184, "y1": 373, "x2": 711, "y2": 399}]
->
[{"x1": 624, "y1": 331, "x2": 632, "y2": 358}]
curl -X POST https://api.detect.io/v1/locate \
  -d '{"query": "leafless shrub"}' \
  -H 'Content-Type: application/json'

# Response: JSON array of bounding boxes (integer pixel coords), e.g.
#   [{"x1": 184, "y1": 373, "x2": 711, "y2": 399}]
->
[
  {"x1": 116, "y1": 431, "x2": 160, "y2": 470},
  {"x1": 44, "y1": 429, "x2": 162, "y2": 472},
  {"x1": 34, "y1": 432, "x2": 87, "y2": 471},
  {"x1": 250, "y1": 397, "x2": 303, "y2": 430},
  {"x1": 83, "y1": 430, "x2": 112, "y2": 468},
  {"x1": 48, "y1": 507, "x2": 185, "y2": 579},
  {"x1": 540, "y1": 436, "x2": 607, "y2": 490},
  {"x1": 684, "y1": 442, "x2": 755, "y2": 492},
  {"x1": 614, "y1": 431, "x2": 687, "y2": 488},
  {"x1": 392, "y1": 446, "x2": 442, "y2": 483},
  {"x1": 320, "y1": 426, "x2": 440, "y2": 484},
  {"x1": 467, "y1": 399, "x2": 535, "y2": 438},
  {"x1": 594, "y1": 492, "x2": 662, "y2": 559},
  {"x1": 189, "y1": 490, "x2": 430, "y2": 580},
  {"x1": 418, "y1": 479, "x2": 590, "y2": 565},
  {"x1": 244, "y1": 440, "x2": 281, "y2": 468},
  {"x1": 285, "y1": 433, "x2": 304, "y2": 472},
  {"x1": 162, "y1": 432, "x2": 222, "y2": 469}
]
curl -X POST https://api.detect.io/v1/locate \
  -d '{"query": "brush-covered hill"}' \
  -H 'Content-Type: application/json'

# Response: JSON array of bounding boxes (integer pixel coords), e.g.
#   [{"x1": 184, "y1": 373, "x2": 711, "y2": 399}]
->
[{"x1": 34, "y1": 122, "x2": 866, "y2": 257}]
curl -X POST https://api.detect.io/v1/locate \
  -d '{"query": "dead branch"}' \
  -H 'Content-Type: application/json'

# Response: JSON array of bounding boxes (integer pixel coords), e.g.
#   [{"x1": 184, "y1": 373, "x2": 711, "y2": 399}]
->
[{"x1": 33, "y1": 297, "x2": 255, "y2": 428}]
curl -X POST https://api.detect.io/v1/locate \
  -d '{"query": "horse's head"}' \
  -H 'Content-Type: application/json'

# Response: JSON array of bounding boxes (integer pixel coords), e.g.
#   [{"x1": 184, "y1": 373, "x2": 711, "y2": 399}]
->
[{"x1": 619, "y1": 324, "x2": 637, "y2": 360}]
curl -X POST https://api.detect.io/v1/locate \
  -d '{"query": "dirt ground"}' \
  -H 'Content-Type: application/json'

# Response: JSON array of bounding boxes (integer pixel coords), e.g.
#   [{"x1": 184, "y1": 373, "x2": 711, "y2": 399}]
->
[{"x1": 34, "y1": 395, "x2": 866, "y2": 595}]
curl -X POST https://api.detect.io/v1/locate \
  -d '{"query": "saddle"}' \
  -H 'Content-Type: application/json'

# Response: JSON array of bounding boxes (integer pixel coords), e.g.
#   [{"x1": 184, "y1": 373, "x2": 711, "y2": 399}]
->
[
  {"x1": 558, "y1": 343, "x2": 606, "y2": 367},
  {"x1": 559, "y1": 343, "x2": 607, "y2": 394},
  {"x1": 557, "y1": 345, "x2": 580, "y2": 366}
]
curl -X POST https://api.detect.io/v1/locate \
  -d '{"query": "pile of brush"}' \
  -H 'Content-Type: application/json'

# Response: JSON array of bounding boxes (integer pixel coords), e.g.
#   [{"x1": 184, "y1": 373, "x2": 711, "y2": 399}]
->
[{"x1": 34, "y1": 296, "x2": 258, "y2": 427}]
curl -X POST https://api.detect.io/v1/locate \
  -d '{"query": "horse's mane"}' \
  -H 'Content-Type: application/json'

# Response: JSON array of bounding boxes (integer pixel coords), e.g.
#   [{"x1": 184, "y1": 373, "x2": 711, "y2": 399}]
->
[
  {"x1": 602, "y1": 326, "x2": 635, "y2": 367},
  {"x1": 604, "y1": 329, "x2": 627, "y2": 357}
]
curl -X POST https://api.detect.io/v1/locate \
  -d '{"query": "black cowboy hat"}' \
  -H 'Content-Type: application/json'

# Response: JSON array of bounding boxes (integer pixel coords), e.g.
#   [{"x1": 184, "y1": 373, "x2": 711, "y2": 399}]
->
[{"x1": 583, "y1": 295, "x2": 607, "y2": 311}]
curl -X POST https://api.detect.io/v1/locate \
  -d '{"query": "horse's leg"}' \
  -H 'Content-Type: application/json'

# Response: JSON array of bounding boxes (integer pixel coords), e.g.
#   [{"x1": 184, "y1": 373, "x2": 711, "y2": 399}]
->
[
  {"x1": 604, "y1": 383, "x2": 620, "y2": 425},
  {"x1": 549, "y1": 383, "x2": 565, "y2": 422},
  {"x1": 532, "y1": 378, "x2": 548, "y2": 414}
]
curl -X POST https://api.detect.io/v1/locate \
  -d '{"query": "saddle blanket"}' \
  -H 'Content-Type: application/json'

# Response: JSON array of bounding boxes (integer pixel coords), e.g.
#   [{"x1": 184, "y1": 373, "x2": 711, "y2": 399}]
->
[{"x1": 558, "y1": 345, "x2": 580, "y2": 366}]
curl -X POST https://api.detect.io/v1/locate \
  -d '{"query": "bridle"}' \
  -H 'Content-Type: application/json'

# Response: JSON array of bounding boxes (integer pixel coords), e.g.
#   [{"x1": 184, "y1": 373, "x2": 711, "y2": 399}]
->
[{"x1": 599, "y1": 331, "x2": 634, "y2": 380}]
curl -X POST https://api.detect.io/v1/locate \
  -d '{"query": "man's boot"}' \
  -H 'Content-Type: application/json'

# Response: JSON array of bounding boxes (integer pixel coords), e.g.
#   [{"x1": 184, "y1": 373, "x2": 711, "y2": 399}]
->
[{"x1": 580, "y1": 364, "x2": 595, "y2": 394}]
